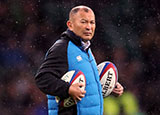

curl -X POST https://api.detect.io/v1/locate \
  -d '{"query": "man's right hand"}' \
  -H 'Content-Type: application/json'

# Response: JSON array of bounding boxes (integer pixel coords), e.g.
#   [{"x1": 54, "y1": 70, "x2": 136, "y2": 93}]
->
[{"x1": 68, "y1": 83, "x2": 86, "y2": 103}]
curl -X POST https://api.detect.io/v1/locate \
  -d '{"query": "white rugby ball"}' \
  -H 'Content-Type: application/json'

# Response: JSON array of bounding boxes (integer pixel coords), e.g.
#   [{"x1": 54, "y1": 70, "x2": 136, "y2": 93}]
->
[
  {"x1": 98, "y1": 61, "x2": 118, "y2": 97},
  {"x1": 56, "y1": 70, "x2": 86, "y2": 107}
]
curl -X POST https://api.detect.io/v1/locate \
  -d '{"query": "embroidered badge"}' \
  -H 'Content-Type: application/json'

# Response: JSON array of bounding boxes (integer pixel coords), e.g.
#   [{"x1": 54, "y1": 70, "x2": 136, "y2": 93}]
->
[{"x1": 76, "y1": 55, "x2": 82, "y2": 62}]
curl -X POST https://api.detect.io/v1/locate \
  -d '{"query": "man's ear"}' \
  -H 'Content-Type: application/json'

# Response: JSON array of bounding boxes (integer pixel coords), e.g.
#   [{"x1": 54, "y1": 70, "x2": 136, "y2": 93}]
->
[{"x1": 67, "y1": 20, "x2": 73, "y2": 31}]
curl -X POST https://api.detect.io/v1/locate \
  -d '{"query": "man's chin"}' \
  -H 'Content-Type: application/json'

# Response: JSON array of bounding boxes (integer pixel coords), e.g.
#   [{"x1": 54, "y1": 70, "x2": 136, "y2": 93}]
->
[{"x1": 82, "y1": 37, "x2": 92, "y2": 41}]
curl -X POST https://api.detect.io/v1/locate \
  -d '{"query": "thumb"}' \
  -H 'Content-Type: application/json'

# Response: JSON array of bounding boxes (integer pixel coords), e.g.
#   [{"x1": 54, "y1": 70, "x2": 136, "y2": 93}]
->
[
  {"x1": 78, "y1": 83, "x2": 85, "y2": 88},
  {"x1": 78, "y1": 83, "x2": 86, "y2": 94}
]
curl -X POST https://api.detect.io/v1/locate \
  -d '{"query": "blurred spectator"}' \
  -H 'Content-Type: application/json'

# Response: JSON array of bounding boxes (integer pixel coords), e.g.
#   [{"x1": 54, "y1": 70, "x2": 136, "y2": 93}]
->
[
  {"x1": 103, "y1": 92, "x2": 143, "y2": 115},
  {"x1": 102, "y1": 46, "x2": 144, "y2": 115},
  {"x1": 0, "y1": 0, "x2": 160, "y2": 114},
  {"x1": 139, "y1": 17, "x2": 160, "y2": 114},
  {"x1": 1, "y1": 38, "x2": 28, "y2": 69}
]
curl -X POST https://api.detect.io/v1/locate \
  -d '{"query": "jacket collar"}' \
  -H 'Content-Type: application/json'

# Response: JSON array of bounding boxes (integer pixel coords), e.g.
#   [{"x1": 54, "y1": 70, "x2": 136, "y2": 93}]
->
[{"x1": 61, "y1": 29, "x2": 91, "y2": 50}]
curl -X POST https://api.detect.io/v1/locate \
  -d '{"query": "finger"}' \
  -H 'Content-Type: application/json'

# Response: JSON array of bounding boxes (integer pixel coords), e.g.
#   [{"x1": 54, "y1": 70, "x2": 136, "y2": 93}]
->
[
  {"x1": 113, "y1": 89, "x2": 121, "y2": 93},
  {"x1": 72, "y1": 97, "x2": 77, "y2": 104},
  {"x1": 119, "y1": 89, "x2": 124, "y2": 93},
  {"x1": 114, "y1": 84, "x2": 123, "y2": 91},
  {"x1": 112, "y1": 90, "x2": 121, "y2": 96},
  {"x1": 118, "y1": 91, "x2": 123, "y2": 96},
  {"x1": 77, "y1": 97, "x2": 82, "y2": 101},
  {"x1": 115, "y1": 82, "x2": 121, "y2": 87},
  {"x1": 115, "y1": 84, "x2": 120, "y2": 89},
  {"x1": 76, "y1": 93, "x2": 86, "y2": 101},
  {"x1": 112, "y1": 90, "x2": 119, "y2": 94},
  {"x1": 114, "y1": 89, "x2": 123, "y2": 94},
  {"x1": 113, "y1": 88, "x2": 120, "y2": 92},
  {"x1": 79, "y1": 94, "x2": 85, "y2": 98},
  {"x1": 81, "y1": 90, "x2": 86, "y2": 94},
  {"x1": 74, "y1": 100, "x2": 77, "y2": 104},
  {"x1": 113, "y1": 89, "x2": 123, "y2": 92}
]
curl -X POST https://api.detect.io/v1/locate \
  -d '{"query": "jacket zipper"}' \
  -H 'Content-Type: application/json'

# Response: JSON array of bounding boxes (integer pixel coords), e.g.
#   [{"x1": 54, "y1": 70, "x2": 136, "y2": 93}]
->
[{"x1": 87, "y1": 50, "x2": 102, "y2": 115}]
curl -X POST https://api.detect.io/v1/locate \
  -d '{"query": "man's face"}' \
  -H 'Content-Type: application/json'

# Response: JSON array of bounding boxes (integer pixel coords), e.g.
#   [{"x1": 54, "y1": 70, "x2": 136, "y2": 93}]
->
[{"x1": 67, "y1": 10, "x2": 96, "y2": 41}]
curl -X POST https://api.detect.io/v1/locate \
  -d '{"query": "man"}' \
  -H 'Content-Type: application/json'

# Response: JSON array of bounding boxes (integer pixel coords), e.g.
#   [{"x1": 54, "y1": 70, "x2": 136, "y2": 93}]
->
[{"x1": 35, "y1": 5, "x2": 123, "y2": 115}]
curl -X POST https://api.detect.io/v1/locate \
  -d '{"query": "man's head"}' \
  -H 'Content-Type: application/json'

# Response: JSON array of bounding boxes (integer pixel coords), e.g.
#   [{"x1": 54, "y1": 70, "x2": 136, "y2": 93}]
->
[{"x1": 67, "y1": 5, "x2": 96, "y2": 41}]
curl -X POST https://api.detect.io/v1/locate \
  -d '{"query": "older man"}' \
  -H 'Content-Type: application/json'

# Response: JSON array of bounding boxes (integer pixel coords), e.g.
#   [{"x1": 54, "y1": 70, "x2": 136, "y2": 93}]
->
[{"x1": 35, "y1": 5, "x2": 123, "y2": 115}]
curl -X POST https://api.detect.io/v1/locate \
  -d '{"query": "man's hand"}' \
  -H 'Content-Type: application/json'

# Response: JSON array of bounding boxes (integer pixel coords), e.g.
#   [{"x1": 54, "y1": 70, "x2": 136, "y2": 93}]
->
[
  {"x1": 112, "y1": 82, "x2": 124, "y2": 96},
  {"x1": 68, "y1": 83, "x2": 86, "y2": 103}
]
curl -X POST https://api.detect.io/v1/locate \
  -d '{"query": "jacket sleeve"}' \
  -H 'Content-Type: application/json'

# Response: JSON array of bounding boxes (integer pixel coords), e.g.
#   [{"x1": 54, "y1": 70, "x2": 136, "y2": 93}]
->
[{"x1": 35, "y1": 39, "x2": 70, "y2": 99}]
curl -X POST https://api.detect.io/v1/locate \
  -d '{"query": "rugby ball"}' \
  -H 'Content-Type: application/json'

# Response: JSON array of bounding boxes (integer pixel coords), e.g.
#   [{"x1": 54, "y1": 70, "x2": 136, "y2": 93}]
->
[
  {"x1": 56, "y1": 70, "x2": 86, "y2": 107},
  {"x1": 98, "y1": 61, "x2": 118, "y2": 97}
]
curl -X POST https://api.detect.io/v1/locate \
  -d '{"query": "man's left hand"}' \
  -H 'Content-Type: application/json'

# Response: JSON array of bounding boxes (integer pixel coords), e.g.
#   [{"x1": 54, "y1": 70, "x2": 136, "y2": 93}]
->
[{"x1": 112, "y1": 82, "x2": 124, "y2": 96}]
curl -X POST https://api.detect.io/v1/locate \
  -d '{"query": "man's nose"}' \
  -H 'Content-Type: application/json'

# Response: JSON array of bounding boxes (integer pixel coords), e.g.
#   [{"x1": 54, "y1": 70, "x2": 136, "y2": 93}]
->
[{"x1": 86, "y1": 23, "x2": 92, "y2": 30}]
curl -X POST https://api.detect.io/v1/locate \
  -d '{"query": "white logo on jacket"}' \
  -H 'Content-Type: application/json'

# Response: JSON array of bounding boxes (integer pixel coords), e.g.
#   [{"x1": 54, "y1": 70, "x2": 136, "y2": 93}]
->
[{"x1": 76, "y1": 55, "x2": 82, "y2": 62}]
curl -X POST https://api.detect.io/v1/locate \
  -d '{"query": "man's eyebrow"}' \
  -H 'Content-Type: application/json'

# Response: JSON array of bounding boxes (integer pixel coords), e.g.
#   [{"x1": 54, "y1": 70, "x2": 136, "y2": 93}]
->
[
  {"x1": 81, "y1": 19, "x2": 87, "y2": 21},
  {"x1": 91, "y1": 20, "x2": 95, "y2": 22},
  {"x1": 80, "y1": 19, "x2": 95, "y2": 21}
]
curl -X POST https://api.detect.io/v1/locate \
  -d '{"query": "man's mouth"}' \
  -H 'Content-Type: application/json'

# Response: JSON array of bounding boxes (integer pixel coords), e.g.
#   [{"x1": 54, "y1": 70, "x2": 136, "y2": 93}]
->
[{"x1": 84, "y1": 32, "x2": 92, "y2": 36}]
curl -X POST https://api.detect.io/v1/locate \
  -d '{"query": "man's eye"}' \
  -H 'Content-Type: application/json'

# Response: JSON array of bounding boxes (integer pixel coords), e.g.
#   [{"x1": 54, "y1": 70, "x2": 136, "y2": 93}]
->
[
  {"x1": 81, "y1": 21, "x2": 86, "y2": 24},
  {"x1": 91, "y1": 21, "x2": 95, "y2": 24}
]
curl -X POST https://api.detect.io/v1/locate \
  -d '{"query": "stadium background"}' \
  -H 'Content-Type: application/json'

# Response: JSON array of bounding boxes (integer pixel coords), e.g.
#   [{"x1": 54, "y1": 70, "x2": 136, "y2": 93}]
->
[{"x1": 0, "y1": 0, "x2": 160, "y2": 114}]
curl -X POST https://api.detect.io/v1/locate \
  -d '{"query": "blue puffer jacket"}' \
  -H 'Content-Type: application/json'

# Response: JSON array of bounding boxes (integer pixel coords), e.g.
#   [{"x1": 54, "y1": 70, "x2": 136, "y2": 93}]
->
[{"x1": 35, "y1": 29, "x2": 103, "y2": 115}]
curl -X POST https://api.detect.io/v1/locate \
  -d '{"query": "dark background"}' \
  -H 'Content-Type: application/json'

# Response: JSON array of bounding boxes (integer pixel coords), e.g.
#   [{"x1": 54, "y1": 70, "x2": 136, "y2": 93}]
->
[{"x1": 0, "y1": 0, "x2": 160, "y2": 115}]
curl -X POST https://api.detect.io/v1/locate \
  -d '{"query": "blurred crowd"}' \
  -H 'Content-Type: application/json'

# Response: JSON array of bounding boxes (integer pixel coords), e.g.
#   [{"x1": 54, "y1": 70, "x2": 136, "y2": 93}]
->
[{"x1": 0, "y1": 0, "x2": 160, "y2": 115}]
